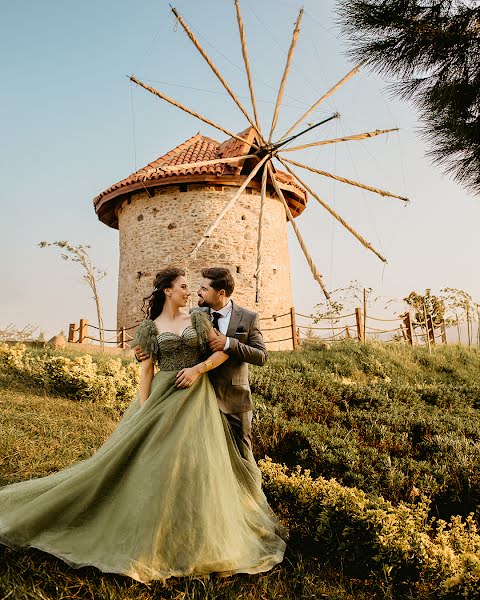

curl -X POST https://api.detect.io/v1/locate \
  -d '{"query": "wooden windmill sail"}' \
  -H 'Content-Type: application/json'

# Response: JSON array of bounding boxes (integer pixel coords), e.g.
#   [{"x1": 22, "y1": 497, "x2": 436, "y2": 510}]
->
[{"x1": 129, "y1": 1, "x2": 409, "y2": 301}]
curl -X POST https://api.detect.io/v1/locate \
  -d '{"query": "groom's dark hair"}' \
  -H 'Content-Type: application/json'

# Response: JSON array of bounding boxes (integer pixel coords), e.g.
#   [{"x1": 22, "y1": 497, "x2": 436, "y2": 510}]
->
[{"x1": 202, "y1": 267, "x2": 235, "y2": 297}]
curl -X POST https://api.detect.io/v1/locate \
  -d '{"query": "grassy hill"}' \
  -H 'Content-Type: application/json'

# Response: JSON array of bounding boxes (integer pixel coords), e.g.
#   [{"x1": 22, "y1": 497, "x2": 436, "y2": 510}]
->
[{"x1": 1, "y1": 341, "x2": 480, "y2": 599}]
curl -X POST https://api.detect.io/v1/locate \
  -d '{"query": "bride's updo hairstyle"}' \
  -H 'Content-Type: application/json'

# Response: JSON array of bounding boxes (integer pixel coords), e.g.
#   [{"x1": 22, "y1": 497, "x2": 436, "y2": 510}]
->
[{"x1": 142, "y1": 267, "x2": 186, "y2": 321}]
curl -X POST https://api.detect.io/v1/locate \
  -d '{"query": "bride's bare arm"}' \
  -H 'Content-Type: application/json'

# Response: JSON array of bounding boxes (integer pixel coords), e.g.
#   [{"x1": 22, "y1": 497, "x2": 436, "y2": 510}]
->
[
  {"x1": 176, "y1": 324, "x2": 229, "y2": 388},
  {"x1": 139, "y1": 358, "x2": 155, "y2": 405},
  {"x1": 176, "y1": 350, "x2": 228, "y2": 388}
]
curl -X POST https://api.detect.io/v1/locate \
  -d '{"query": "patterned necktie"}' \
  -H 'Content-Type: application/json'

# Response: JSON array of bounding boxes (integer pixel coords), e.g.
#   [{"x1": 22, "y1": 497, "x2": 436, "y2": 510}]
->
[{"x1": 211, "y1": 312, "x2": 222, "y2": 331}]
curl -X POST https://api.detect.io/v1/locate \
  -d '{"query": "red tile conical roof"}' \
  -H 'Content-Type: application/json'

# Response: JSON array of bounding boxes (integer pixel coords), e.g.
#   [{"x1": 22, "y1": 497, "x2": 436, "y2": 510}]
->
[{"x1": 94, "y1": 127, "x2": 307, "y2": 228}]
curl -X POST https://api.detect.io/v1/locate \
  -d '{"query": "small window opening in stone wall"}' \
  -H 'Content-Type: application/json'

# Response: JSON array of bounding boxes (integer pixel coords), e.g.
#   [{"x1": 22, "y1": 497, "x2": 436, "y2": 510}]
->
[
  {"x1": 179, "y1": 183, "x2": 188, "y2": 193},
  {"x1": 137, "y1": 271, "x2": 142, "y2": 280},
  {"x1": 241, "y1": 214, "x2": 246, "y2": 220},
  {"x1": 273, "y1": 266, "x2": 278, "y2": 274},
  {"x1": 236, "y1": 266, "x2": 241, "y2": 274}
]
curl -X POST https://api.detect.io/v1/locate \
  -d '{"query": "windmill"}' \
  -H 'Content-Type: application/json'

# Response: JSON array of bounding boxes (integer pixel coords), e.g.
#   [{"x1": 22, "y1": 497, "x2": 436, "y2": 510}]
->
[{"x1": 128, "y1": 2, "x2": 408, "y2": 303}]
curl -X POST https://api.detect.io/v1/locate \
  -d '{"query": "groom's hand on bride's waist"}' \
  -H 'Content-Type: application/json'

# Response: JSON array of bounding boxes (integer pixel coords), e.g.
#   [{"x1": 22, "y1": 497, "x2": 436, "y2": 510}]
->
[
  {"x1": 134, "y1": 346, "x2": 150, "y2": 362},
  {"x1": 208, "y1": 329, "x2": 228, "y2": 352}
]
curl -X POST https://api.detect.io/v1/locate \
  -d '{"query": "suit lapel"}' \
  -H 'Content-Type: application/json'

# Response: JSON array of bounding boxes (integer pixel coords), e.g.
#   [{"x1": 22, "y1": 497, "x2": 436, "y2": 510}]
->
[{"x1": 226, "y1": 301, "x2": 242, "y2": 337}]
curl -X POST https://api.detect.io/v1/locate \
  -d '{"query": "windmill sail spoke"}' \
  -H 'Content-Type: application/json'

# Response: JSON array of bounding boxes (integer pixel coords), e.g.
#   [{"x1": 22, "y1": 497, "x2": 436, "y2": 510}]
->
[
  {"x1": 129, "y1": 76, "x2": 261, "y2": 150},
  {"x1": 268, "y1": 8, "x2": 304, "y2": 143},
  {"x1": 234, "y1": 0, "x2": 261, "y2": 130},
  {"x1": 281, "y1": 128, "x2": 398, "y2": 152},
  {"x1": 255, "y1": 164, "x2": 269, "y2": 303},
  {"x1": 156, "y1": 154, "x2": 258, "y2": 173},
  {"x1": 277, "y1": 63, "x2": 364, "y2": 143},
  {"x1": 277, "y1": 157, "x2": 387, "y2": 263},
  {"x1": 267, "y1": 162, "x2": 330, "y2": 299},
  {"x1": 282, "y1": 157, "x2": 410, "y2": 202},
  {"x1": 189, "y1": 155, "x2": 270, "y2": 257},
  {"x1": 171, "y1": 6, "x2": 265, "y2": 143}
]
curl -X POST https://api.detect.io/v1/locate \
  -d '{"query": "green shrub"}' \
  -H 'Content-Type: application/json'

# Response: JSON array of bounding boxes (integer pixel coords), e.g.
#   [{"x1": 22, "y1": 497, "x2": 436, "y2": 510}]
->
[
  {"x1": 0, "y1": 343, "x2": 139, "y2": 412},
  {"x1": 260, "y1": 458, "x2": 480, "y2": 597}
]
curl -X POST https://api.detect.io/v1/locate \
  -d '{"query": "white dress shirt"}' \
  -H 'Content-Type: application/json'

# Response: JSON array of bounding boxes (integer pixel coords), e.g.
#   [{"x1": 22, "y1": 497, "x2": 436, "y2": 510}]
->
[{"x1": 210, "y1": 300, "x2": 233, "y2": 350}]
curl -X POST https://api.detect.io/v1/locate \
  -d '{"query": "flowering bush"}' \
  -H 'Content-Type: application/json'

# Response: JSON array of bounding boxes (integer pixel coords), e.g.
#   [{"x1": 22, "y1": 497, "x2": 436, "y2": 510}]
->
[
  {"x1": 0, "y1": 343, "x2": 139, "y2": 411},
  {"x1": 260, "y1": 458, "x2": 480, "y2": 597}
]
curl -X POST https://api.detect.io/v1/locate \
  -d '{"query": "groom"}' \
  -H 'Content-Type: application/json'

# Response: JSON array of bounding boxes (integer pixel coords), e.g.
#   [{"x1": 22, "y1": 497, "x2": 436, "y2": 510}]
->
[
  {"x1": 195, "y1": 267, "x2": 267, "y2": 460},
  {"x1": 135, "y1": 266, "x2": 267, "y2": 460}
]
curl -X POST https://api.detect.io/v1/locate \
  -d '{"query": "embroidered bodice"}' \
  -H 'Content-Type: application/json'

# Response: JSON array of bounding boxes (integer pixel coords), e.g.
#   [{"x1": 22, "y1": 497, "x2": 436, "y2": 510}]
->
[
  {"x1": 155, "y1": 327, "x2": 205, "y2": 370},
  {"x1": 131, "y1": 311, "x2": 211, "y2": 372}
]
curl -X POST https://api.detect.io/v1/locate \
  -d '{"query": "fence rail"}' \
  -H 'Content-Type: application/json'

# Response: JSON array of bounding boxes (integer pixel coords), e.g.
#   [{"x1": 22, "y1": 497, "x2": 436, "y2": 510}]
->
[{"x1": 67, "y1": 305, "x2": 450, "y2": 352}]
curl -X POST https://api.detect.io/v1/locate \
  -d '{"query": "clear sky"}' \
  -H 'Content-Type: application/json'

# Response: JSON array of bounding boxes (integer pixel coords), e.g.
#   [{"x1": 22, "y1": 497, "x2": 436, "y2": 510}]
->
[{"x1": 1, "y1": 0, "x2": 478, "y2": 339}]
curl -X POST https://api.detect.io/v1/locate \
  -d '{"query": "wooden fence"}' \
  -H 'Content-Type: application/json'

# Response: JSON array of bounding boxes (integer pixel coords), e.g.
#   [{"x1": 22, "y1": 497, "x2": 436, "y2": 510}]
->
[
  {"x1": 68, "y1": 306, "x2": 446, "y2": 351},
  {"x1": 296, "y1": 308, "x2": 448, "y2": 350}
]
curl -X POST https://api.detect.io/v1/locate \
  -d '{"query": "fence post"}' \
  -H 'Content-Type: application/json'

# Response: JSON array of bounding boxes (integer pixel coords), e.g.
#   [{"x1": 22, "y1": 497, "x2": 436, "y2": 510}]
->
[
  {"x1": 402, "y1": 312, "x2": 414, "y2": 345},
  {"x1": 78, "y1": 319, "x2": 88, "y2": 344},
  {"x1": 290, "y1": 307, "x2": 299, "y2": 350},
  {"x1": 68, "y1": 323, "x2": 77, "y2": 343},
  {"x1": 422, "y1": 304, "x2": 431, "y2": 354},
  {"x1": 118, "y1": 327, "x2": 126, "y2": 349},
  {"x1": 440, "y1": 319, "x2": 447, "y2": 345},
  {"x1": 355, "y1": 308, "x2": 364, "y2": 342},
  {"x1": 426, "y1": 313, "x2": 436, "y2": 346},
  {"x1": 345, "y1": 325, "x2": 351, "y2": 339}
]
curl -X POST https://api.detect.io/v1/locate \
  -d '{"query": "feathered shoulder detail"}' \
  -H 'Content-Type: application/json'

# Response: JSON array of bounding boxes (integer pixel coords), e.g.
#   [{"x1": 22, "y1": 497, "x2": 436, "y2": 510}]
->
[
  {"x1": 131, "y1": 319, "x2": 159, "y2": 363},
  {"x1": 190, "y1": 309, "x2": 212, "y2": 354}
]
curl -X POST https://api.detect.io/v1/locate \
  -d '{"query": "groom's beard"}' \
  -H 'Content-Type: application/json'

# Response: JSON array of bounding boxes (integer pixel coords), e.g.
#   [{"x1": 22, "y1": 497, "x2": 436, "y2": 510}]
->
[{"x1": 197, "y1": 297, "x2": 210, "y2": 308}]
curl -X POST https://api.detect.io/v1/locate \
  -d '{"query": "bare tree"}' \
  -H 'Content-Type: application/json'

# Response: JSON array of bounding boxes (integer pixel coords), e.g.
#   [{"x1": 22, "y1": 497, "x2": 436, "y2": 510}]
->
[{"x1": 39, "y1": 241, "x2": 107, "y2": 350}]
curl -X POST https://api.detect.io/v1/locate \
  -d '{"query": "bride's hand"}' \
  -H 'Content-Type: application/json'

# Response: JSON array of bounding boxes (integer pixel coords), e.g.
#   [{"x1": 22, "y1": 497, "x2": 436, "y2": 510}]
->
[{"x1": 176, "y1": 366, "x2": 200, "y2": 388}]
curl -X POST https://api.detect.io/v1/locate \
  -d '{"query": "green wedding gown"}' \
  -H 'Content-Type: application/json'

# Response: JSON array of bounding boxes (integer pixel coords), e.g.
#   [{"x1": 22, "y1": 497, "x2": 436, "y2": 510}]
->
[{"x1": 0, "y1": 311, "x2": 286, "y2": 582}]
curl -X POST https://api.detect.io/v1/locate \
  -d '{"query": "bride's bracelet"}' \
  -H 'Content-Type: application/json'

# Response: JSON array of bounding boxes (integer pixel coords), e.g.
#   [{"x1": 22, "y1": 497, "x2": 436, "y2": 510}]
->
[{"x1": 203, "y1": 358, "x2": 213, "y2": 372}]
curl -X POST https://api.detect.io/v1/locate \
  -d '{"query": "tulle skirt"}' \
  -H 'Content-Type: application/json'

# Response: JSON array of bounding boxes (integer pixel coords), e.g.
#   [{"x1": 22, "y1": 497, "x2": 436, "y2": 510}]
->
[{"x1": 0, "y1": 371, "x2": 286, "y2": 582}]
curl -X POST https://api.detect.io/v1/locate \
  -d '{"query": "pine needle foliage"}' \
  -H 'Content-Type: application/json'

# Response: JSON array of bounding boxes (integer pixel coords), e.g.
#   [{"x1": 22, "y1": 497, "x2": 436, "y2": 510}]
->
[{"x1": 337, "y1": 1, "x2": 480, "y2": 194}]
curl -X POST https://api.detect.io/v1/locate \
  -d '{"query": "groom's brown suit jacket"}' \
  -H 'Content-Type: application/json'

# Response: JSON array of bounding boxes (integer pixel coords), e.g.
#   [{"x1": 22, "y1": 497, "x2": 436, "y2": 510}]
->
[{"x1": 197, "y1": 301, "x2": 267, "y2": 414}]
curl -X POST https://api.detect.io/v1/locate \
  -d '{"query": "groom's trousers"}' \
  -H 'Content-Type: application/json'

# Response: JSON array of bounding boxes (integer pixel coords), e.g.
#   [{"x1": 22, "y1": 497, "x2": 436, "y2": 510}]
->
[{"x1": 224, "y1": 411, "x2": 253, "y2": 461}]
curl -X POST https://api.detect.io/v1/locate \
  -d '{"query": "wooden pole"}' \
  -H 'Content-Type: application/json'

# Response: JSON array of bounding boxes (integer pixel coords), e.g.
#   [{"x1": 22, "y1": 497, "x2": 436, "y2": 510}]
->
[
  {"x1": 466, "y1": 306, "x2": 472, "y2": 347},
  {"x1": 189, "y1": 155, "x2": 269, "y2": 257},
  {"x1": 118, "y1": 327, "x2": 126, "y2": 349},
  {"x1": 234, "y1": 0, "x2": 261, "y2": 129},
  {"x1": 345, "y1": 325, "x2": 351, "y2": 339},
  {"x1": 255, "y1": 164, "x2": 268, "y2": 303},
  {"x1": 129, "y1": 76, "x2": 261, "y2": 151},
  {"x1": 268, "y1": 8, "x2": 304, "y2": 142},
  {"x1": 290, "y1": 307, "x2": 298, "y2": 350},
  {"x1": 78, "y1": 319, "x2": 88, "y2": 344},
  {"x1": 282, "y1": 157, "x2": 409, "y2": 202},
  {"x1": 277, "y1": 62, "x2": 364, "y2": 142},
  {"x1": 426, "y1": 313, "x2": 436, "y2": 346},
  {"x1": 355, "y1": 308, "x2": 364, "y2": 342},
  {"x1": 423, "y1": 304, "x2": 431, "y2": 354},
  {"x1": 363, "y1": 288, "x2": 367, "y2": 342},
  {"x1": 278, "y1": 157, "x2": 387, "y2": 263},
  {"x1": 68, "y1": 323, "x2": 76, "y2": 343},
  {"x1": 267, "y1": 162, "x2": 330, "y2": 299},
  {"x1": 170, "y1": 6, "x2": 265, "y2": 142},
  {"x1": 440, "y1": 319, "x2": 447, "y2": 345},
  {"x1": 403, "y1": 312, "x2": 414, "y2": 345},
  {"x1": 281, "y1": 128, "x2": 399, "y2": 153},
  {"x1": 157, "y1": 154, "x2": 257, "y2": 173}
]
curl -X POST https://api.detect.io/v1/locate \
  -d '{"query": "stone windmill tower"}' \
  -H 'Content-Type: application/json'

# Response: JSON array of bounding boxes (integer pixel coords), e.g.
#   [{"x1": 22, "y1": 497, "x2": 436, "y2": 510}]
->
[
  {"x1": 93, "y1": 127, "x2": 307, "y2": 350},
  {"x1": 94, "y1": 2, "x2": 408, "y2": 350}
]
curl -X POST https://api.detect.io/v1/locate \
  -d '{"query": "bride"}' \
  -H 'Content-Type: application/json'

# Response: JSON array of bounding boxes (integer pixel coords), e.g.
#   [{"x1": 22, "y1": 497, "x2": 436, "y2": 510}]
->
[{"x1": 0, "y1": 267, "x2": 286, "y2": 582}]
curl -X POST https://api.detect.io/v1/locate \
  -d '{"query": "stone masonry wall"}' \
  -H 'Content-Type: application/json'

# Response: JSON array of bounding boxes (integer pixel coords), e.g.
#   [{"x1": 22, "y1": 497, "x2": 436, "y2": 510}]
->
[{"x1": 116, "y1": 183, "x2": 294, "y2": 350}]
